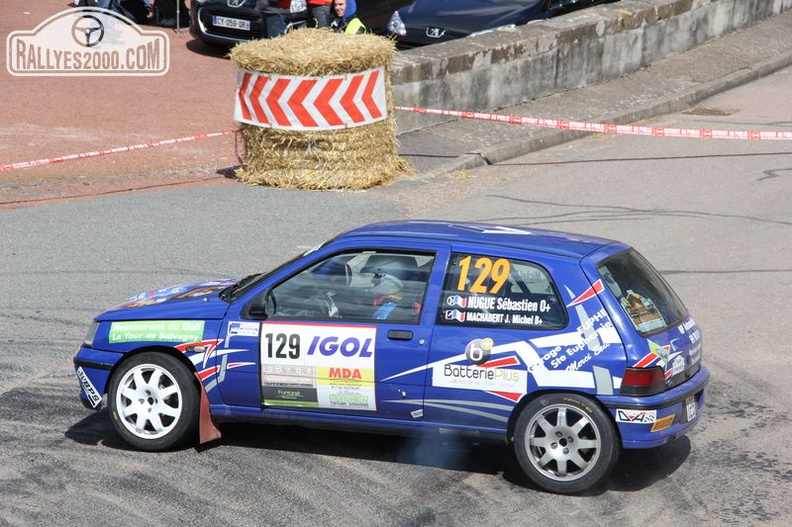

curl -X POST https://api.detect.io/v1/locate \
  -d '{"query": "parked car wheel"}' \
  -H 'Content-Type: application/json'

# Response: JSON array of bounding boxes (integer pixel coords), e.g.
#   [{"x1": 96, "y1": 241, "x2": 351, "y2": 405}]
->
[
  {"x1": 108, "y1": 353, "x2": 199, "y2": 451},
  {"x1": 514, "y1": 393, "x2": 619, "y2": 494}
]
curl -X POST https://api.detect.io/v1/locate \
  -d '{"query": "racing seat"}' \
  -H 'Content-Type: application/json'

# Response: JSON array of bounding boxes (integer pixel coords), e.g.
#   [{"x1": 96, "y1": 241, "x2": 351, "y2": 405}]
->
[{"x1": 362, "y1": 254, "x2": 421, "y2": 322}]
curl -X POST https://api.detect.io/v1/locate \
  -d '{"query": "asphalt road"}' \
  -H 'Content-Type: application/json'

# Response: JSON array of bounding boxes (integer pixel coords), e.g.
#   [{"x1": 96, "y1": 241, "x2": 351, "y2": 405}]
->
[{"x1": 1, "y1": 71, "x2": 791, "y2": 525}]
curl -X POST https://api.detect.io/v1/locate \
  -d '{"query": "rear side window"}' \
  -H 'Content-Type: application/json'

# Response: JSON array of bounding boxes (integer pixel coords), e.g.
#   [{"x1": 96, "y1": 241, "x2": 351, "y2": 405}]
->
[
  {"x1": 437, "y1": 253, "x2": 565, "y2": 329},
  {"x1": 598, "y1": 249, "x2": 688, "y2": 336}
]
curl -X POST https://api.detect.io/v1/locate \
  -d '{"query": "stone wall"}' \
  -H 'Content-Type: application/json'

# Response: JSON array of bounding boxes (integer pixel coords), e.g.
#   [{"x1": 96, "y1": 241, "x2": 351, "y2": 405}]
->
[{"x1": 392, "y1": 0, "x2": 792, "y2": 132}]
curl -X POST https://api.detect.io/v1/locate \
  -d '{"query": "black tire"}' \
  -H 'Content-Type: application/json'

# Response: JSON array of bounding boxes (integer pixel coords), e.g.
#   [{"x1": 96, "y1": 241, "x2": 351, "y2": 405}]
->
[
  {"x1": 513, "y1": 393, "x2": 619, "y2": 494},
  {"x1": 108, "y1": 352, "x2": 199, "y2": 451}
]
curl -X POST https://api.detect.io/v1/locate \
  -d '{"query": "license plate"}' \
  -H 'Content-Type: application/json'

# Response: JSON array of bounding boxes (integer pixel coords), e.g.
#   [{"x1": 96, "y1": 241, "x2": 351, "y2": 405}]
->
[
  {"x1": 213, "y1": 16, "x2": 251, "y2": 31},
  {"x1": 685, "y1": 395, "x2": 697, "y2": 422}
]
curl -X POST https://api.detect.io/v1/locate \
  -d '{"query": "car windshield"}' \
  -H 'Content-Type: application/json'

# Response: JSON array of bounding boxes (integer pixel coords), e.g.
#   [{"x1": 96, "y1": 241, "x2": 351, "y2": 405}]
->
[
  {"x1": 597, "y1": 249, "x2": 688, "y2": 336},
  {"x1": 221, "y1": 251, "x2": 307, "y2": 303}
]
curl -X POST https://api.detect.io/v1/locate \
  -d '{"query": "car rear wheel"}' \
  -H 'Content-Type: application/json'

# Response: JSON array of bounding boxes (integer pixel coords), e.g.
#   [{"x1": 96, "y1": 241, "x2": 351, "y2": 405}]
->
[
  {"x1": 108, "y1": 352, "x2": 199, "y2": 451},
  {"x1": 513, "y1": 393, "x2": 619, "y2": 494}
]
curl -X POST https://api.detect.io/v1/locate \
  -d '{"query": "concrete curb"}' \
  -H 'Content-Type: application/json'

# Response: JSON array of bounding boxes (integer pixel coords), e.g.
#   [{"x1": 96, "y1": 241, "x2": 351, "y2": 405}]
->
[{"x1": 415, "y1": 50, "x2": 792, "y2": 181}]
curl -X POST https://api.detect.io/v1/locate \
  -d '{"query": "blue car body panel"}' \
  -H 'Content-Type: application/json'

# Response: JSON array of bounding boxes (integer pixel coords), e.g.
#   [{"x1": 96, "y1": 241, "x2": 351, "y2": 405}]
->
[{"x1": 74, "y1": 220, "x2": 708, "y2": 450}]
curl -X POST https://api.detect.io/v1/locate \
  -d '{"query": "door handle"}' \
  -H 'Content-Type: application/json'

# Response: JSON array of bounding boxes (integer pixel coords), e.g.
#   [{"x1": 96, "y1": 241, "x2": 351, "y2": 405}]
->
[{"x1": 387, "y1": 330, "x2": 413, "y2": 341}]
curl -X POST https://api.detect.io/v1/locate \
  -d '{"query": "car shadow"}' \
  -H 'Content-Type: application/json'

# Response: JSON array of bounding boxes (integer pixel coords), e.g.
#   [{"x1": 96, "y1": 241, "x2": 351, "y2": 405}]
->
[
  {"x1": 65, "y1": 409, "x2": 195, "y2": 452},
  {"x1": 185, "y1": 37, "x2": 231, "y2": 59},
  {"x1": 606, "y1": 437, "x2": 692, "y2": 492},
  {"x1": 66, "y1": 409, "x2": 128, "y2": 449},
  {"x1": 217, "y1": 422, "x2": 518, "y2": 475},
  {"x1": 65, "y1": 414, "x2": 691, "y2": 494},
  {"x1": 209, "y1": 424, "x2": 694, "y2": 494}
]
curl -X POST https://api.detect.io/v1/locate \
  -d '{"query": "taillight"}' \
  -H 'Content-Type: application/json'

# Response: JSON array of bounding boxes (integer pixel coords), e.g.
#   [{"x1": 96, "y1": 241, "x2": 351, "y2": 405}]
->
[{"x1": 620, "y1": 366, "x2": 666, "y2": 396}]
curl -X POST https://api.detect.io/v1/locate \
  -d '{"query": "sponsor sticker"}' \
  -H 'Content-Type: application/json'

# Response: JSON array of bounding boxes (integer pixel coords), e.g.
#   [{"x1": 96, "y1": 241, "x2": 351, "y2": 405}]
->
[
  {"x1": 432, "y1": 362, "x2": 527, "y2": 393},
  {"x1": 679, "y1": 318, "x2": 696, "y2": 333},
  {"x1": 108, "y1": 320, "x2": 204, "y2": 343},
  {"x1": 650, "y1": 415, "x2": 675, "y2": 433},
  {"x1": 616, "y1": 409, "x2": 657, "y2": 423},
  {"x1": 260, "y1": 323, "x2": 376, "y2": 410},
  {"x1": 671, "y1": 355, "x2": 685, "y2": 376},
  {"x1": 228, "y1": 321, "x2": 260, "y2": 338},
  {"x1": 76, "y1": 367, "x2": 103, "y2": 408},
  {"x1": 127, "y1": 284, "x2": 190, "y2": 302},
  {"x1": 689, "y1": 343, "x2": 702, "y2": 365},
  {"x1": 465, "y1": 338, "x2": 494, "y2": 365}
]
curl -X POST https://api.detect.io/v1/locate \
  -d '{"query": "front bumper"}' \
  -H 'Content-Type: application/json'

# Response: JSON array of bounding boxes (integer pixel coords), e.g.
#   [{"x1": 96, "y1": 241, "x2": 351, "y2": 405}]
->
[
  {"x1": 191, "y1": 6, "x2": 264, "y2": 47},
  {"x1": 73, "y1": 346, "x2": 124, "y2": 410},
  {"x1": 600, "y1": 365, "x2": 710, "y2": 449}
]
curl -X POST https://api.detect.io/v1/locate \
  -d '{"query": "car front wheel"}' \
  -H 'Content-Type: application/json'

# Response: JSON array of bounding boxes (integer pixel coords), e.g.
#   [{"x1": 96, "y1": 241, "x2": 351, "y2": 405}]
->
[
  {"x1": 513, "y1": 393, "x2": 619, "y2": 494},
  {"x1": 108, "y1": 352, "x2": 199, "y2": 451}
]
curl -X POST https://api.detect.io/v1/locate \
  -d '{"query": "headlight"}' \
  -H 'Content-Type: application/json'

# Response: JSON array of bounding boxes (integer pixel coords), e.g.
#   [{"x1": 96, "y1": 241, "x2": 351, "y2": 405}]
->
[
  {"x1": 83, "y1": 321, "x2": 99, "y2": 348},
  {"x1": 387, "y1": 12, "x2": 406, "y2": 36}
]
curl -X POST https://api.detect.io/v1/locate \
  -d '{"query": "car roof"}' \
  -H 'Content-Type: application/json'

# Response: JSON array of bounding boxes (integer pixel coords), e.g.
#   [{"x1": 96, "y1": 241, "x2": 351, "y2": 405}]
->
[{"x1": 337, "y1": 220, "x2": 622, "y2": 260}]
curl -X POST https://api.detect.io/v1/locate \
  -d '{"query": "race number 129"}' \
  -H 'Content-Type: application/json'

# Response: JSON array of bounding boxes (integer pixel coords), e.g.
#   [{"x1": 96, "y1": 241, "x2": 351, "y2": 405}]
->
[
  {"x1": 456, "y1": 255, "x2": 510, "y2": 295},
  {"x1": 264, "y1": 332, "x2": 300, "y2": 359}
]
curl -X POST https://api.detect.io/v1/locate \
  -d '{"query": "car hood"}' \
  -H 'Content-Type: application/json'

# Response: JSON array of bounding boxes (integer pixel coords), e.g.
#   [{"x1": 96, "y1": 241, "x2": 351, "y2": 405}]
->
[
  {"x1": 98, "y1": 279, "x2": 237, "y2": 321},
  {"x1": 399, "y1": 0, "x2": 546, "y2": 34}
]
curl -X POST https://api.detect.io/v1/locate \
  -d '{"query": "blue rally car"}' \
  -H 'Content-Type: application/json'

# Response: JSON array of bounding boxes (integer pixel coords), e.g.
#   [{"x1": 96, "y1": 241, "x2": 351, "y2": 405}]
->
[{"x1": 74, "y1": 220, "x2": 708, "y2": 494}]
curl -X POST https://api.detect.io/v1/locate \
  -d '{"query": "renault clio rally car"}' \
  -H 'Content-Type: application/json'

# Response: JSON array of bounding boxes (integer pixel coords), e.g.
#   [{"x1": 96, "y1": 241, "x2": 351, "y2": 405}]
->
[{"x1": 74, "y1": 220, "x2": 708, "y2": 494}]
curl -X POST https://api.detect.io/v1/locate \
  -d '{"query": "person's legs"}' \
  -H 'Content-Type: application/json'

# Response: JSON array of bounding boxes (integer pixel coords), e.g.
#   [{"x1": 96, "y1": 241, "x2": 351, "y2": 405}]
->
[
  {"x1": 265, "y1": 13, "x2": 287, "y2": 38},
  {"x1": 310, "y1": 5, "x2": 331, "y2": 28}
]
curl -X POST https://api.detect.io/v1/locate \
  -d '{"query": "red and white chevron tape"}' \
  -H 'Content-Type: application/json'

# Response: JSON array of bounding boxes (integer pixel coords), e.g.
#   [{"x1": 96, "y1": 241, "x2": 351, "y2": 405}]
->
[{"x1": 235, "y1": 68, "x2": 387, "y2": 131}]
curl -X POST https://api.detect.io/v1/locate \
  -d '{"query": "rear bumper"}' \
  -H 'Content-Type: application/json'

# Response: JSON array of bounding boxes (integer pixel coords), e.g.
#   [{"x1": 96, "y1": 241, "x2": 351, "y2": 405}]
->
[{"x1": 600, "y1": 365, "x2": 710, "y2": 449}]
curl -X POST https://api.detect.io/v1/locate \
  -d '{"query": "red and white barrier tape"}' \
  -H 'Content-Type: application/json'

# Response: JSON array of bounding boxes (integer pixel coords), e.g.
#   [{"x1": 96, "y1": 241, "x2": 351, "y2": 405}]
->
[
  {"x1": 4, "y1": 105, "x2": 791, "y2": 172},
  {"x1": 0, "y1": 131, "x2": 235, "y2": 172},
  {"x1": 396, "y1": 106, "x2": 792, "y2": 141}
]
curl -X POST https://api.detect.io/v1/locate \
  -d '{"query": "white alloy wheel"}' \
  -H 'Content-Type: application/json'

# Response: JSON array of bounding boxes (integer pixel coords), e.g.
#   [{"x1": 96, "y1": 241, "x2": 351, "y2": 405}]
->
[
  {"x1": 108, "y1": 352, "x2": 199, "y2": 451},
  {"x1": 514, "y1": 393, "x2": 619, "y2": 494},
  {"x1": 115, "y1": 363, "x2": 183, "y2": 440}
]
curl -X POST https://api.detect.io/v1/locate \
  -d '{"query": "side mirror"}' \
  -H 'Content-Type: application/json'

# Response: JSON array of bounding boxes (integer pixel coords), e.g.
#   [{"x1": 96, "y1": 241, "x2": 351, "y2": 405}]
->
[
  {"x1": 245, "y1": 291, "x2": 271, "y2": 320},
  {"x1": 265, "y1": 290, "x2": 277, "y2": 316}
]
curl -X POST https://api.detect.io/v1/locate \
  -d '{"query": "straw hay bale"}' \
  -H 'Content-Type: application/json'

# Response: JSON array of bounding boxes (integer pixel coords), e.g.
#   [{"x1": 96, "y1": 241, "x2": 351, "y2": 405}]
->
[{"x1": 230, "y1": 28, "x2": 411, "y2": 190}]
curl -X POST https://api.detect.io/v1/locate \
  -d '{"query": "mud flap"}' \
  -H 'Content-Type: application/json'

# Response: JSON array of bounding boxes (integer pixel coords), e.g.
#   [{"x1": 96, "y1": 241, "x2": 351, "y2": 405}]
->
[{"x1": 194, "y1": 373, "x2": 222, "y2": 444}]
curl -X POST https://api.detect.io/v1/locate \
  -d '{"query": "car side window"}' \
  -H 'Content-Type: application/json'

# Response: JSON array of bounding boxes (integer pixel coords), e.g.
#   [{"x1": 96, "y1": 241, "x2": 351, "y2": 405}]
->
[
  {"x1": 437, "y1": 252, "x2": 565, "y2": 329},
  {"x1": 266, "y1": 250, "x2": 435, "y2": 324}
]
